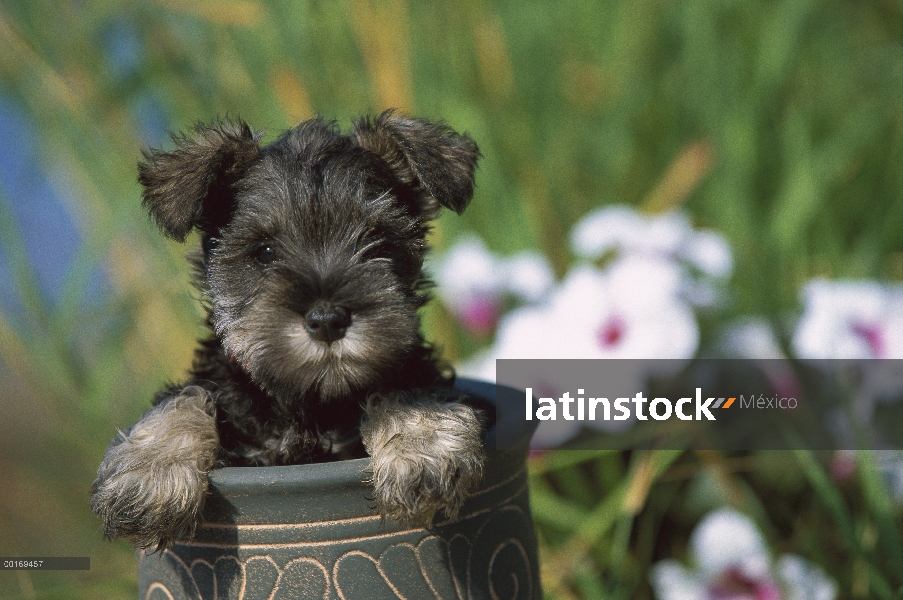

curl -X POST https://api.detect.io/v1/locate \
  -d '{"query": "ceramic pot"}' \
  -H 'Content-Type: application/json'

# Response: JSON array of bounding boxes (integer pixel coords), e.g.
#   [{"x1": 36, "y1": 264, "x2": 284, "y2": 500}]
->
[{"x1": 138, "y1": 379, "x2": 540, "y2": 599}]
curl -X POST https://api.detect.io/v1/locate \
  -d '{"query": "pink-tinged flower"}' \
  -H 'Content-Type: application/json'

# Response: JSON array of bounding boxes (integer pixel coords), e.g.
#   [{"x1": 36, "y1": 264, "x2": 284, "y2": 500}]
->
[
  {"x1": 456, "y1": 296, "x2": 500, "y2": 337},
  {"x1": 434, "y1": 236, "x2": 554, "y2": 335},
  {"x1": 651, "y1": 508, "x2": 837, "y2": 600},
  {"x1": 463, "y1": 262, "x2": 698, "y2": 440},
  {"x1": 792, "y1": 279, "x2": 903, "y2": 360},
  {"x1": 490, "y1": 263, "x2": 698, "y2": 362},
  {"x1": 829, "y1": 450, "x2": 858, "y2": 484},
  {"x1": 792, "y1": 280, "x2": 903, "y2": 417},
  {"x1": 434, "y1": 236, "x2": 504, "y2": 335}
]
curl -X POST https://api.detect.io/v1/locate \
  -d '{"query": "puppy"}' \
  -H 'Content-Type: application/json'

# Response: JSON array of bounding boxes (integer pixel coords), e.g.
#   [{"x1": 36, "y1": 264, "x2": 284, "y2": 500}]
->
[{"x1": 91, "y1": 111, "x2": 487, "y2": 550}]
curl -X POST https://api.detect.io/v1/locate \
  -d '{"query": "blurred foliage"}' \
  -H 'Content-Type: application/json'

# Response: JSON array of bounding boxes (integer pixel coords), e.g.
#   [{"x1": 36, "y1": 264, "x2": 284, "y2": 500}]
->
[{"x1": 0, "y1": 0, "x2": 900, "y2": 598}]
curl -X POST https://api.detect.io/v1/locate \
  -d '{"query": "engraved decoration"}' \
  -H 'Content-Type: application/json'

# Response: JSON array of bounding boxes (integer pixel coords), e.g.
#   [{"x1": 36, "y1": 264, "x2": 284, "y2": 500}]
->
[{"x1": 138, "y1": 450, "x2": 540, "y2": 600}]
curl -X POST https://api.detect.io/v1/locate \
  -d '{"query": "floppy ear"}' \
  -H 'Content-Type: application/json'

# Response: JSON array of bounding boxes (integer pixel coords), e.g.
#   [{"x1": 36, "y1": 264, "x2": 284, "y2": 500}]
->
[
  {"x1": 138, "y1": 119, "x2": 260, "y2": 242},
  {"x1": 352, "y1": 110, "x2": 481, "y2": 218}
]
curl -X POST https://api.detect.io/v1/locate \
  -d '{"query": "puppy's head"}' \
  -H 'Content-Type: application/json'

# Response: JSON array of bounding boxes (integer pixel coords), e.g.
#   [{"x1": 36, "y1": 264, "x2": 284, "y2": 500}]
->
[{"x1": 139, "y1": 111, "x2": 479, "y2": 401}]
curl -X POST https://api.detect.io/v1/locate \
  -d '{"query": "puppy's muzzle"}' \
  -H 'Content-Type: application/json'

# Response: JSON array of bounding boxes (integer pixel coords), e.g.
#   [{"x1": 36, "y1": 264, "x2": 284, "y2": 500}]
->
[{"x1": 303, "y1": 305, "x2": 351, "y2": 344}]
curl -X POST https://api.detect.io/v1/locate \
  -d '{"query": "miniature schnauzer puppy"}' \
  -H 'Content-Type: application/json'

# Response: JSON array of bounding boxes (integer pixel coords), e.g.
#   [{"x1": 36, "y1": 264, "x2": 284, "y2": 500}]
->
[{"x1": 90, "y1": 111, "x2": 487, "y2": 550}]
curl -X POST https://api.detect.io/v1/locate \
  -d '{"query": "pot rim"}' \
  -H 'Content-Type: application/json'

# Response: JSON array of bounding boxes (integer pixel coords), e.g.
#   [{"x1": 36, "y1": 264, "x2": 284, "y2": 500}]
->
[
  {"x1": 207, "y1": 457, "x2": 371, "y2": 494},
  {"x1": 207, "y1": 378, "x2": 531, "y2": 493}
]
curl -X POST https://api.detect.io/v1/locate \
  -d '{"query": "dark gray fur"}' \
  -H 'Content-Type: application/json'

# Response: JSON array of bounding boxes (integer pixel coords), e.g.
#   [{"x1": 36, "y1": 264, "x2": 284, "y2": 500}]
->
[{"x1": 91, "y1": 111, "x2": 487, "y2": 550}]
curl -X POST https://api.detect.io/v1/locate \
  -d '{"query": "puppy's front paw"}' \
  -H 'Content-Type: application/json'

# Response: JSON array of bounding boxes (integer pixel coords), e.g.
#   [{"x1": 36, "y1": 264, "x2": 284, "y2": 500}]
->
[
  {"x1": 90, "y1": 387, "x2": 220, "y2": 550},
  {"x1": 361, "y1": 392, "x2": 484, "y2": 528}
]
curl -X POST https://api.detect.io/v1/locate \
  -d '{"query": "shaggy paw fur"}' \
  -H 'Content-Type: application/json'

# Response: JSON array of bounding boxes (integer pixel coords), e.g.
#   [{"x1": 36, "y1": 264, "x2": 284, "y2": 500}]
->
[
  {"x1": 90, "y1": 387, "x2": 220, "y2": 550},
  {"x1": 361, "y1": 391, "x2": 485, "y2": 527}
]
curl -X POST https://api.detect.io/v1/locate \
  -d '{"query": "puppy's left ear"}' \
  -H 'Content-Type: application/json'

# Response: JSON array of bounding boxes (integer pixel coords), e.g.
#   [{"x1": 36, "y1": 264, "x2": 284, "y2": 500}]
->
[{"x1": 352, "y1": 110, "x2": 481, "y2": 218}]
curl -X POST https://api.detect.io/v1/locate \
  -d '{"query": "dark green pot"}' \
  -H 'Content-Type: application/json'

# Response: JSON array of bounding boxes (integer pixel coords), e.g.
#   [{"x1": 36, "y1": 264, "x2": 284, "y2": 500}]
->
[{"x1": 138, "y1": 379, "x2": 540, "y2": 599}]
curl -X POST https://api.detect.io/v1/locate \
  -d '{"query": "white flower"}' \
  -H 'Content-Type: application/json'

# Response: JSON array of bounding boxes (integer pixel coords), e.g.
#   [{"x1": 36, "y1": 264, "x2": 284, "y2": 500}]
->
[
  {"x1": 775, "y1": 555, "x2": 839, "y2": 600},
  {"x1": 791, "y1": 280, "x2": 903, "y2": 422},
  {"x1": 490, "y1": 263, "x2": 698, "y2": 362},
  {"x1": 504, "y1": 251, "x2": 555, "y2": 303},
  {"x1": 792, "y1": 279, "x2": 903, "y2": 360},
  {"x1": 571, "y1": 206, "x2": 692, "y2": 260},
  {"x1": 434, "y1": 236, "x2": 554, "y2": 335},
  {"x1": 433, "y1": 236, "x2": 504, "y2": 336},
  {"x1": 651, "y1": 508, "x2": 838, "y2": 600},
  {"x1": 472, "y1": 262, "x2": 698, "y2": 441},
  {"x1": 719, "y1": 318, "x2": 786, "y2": 360},
  {"x1": 683, "y1": 229, "x2": 734, "y2": 279},
  {"x1": 570, "y1": 205, "x2": 732, "y2": 309},
  {"x1": 570, "y1": 204, "x2": 646, "y2": 258},
  {"x1": 570, "y1": 205, "x2": 733, "y2": 279}
]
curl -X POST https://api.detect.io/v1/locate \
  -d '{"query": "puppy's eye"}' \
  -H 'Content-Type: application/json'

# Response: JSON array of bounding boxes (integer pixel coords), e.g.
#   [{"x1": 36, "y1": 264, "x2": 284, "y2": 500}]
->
[{"x1": 255, "y1": 245, "x2": 277, "y2": 264}]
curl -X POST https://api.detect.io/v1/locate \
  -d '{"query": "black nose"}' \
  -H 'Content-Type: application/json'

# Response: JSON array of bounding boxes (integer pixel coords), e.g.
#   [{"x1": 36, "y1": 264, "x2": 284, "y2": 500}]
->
[{"x1": 304, "y1": 306, "x2": 351, "y2": 343}]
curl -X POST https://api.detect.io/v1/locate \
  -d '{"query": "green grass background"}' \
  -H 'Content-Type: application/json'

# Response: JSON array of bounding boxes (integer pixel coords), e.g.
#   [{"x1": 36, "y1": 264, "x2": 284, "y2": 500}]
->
[{"x1": 0, "y1": 1, "x2": 900, "y2": 598}]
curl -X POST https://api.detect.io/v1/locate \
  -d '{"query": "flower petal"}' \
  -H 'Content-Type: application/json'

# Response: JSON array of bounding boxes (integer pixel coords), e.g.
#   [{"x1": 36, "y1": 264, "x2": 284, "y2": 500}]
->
[
  {"x1": 719, "y1": 318, "x2": 785, "y2": 360},
  {"x1": 622, "y1": 211, "x2": 692, "y2": 256},
  {"x1": 570, "y1": 205, "x2": 643, "y2": 259},
  {"x1": 792, "y1": 279, "x2": 903, "y2": 359},
  {"x1": 605, "y1": 255, "x2": 685, "y2": 307},
  {"x1": 504, "y1": 251, "x2": 555, "y2": 302},
  {"x1": 690, "y1": 509, "x2": 769, "y2": 580},
  {"x1": 435, "y1": 235, "x2": 504, "y2": 304},
  {"x1": 683, "y1": 229, "x2": 733, "y2": 278},
  {"x1": 650, "y1": 559, "x2": 707, "y2": 600},
  {"x1": 775, "y1": 554, "x2": 838, "y2": 600}
]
